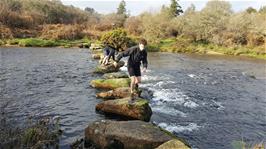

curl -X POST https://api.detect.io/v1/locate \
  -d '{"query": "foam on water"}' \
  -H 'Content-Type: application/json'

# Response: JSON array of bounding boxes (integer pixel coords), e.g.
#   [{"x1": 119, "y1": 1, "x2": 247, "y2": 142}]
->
[
  {"x1": 142, "y1": 74, "x2": 171, "y2": 82},
  {"x1": 153, "y1": 89, "x2": 186, "y2": 103},
  {"x1": 157, "y1": 122, "x2": 201, "y2": 133},
  {"x1": 152, "y1": 105, "x2": 187, "y2": 117},
  {"x1": 188, "y1": 74, "x2": 197, "y2": 78},
  {"x1": 183, "y1": 100, "x2": 199, "y2": 108}
]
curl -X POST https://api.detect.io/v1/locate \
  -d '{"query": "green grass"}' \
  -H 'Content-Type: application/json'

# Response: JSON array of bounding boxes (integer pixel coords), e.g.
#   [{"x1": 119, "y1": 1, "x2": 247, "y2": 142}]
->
[
  {"x1": 149, "y1": 37, "x2": 266, "y2": 60},
  {"x1": 18, "y1": 38, "x2": 59, "y2": 47},
  {"x1": 2, "y1": 38, "x2": 91, "y2": 48},
  {"x1": 0, "y1": 39, "x2": 5, "y2": 46}
]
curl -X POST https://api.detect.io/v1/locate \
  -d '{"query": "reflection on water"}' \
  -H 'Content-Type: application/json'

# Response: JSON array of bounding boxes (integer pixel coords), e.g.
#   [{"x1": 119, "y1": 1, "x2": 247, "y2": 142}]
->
[{"x1": 1, "y1": 48, "x2": 266, "y2": 149}]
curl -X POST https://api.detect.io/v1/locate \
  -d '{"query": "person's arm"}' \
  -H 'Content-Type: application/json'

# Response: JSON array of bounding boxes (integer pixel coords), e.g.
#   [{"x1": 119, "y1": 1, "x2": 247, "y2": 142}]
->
[
  {"x1": 142, "y1": 51, "x2": 148, "y2": 69},
  {"x1": 115, "y1": 46, "x2": 135, "y2": 62}
]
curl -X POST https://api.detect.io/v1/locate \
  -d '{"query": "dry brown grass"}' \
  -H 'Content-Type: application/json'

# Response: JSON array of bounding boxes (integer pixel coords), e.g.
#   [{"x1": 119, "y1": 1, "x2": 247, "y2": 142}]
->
[
  {"x1": 0, "y1": 25, "x2": 13, "y2": 39},
  {"x1": 40, "y1": 24, "x2": 85, "y2": 40}
]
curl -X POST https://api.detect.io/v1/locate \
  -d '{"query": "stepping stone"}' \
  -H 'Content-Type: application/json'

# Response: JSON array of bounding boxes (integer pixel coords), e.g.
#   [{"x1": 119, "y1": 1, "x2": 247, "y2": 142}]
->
[
  {"x1": 92, "y1": 54, "x2": 103, "y2": 59},
  {"x1": 93, "y1": 61, "x2": 125, "y2": 74},
  {"x1": 96, "y1": 87, "x2": 142, "y2": 100},
  {"x1": 85, "y1": 120, "x2": 191, "y2": 149},
  {"x1": 95, "y1": 97, "x2": 152, "y2": 122},
  {"x1": 155, "y1": 139, "x2": 191, "y2": 149},
  {"x1": 90, "y1": 78, "x2": 130, "y2": 90},
  {"x1": 96, "y1": 87, "x2": 131, "y2": 99},
  {"x1": 103, "y1": 71, "x2": 128, "y2": 79}
]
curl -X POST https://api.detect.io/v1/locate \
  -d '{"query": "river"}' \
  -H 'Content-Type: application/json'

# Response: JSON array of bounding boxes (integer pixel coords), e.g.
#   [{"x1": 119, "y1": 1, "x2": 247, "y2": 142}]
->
[{"x1": 0, "y1": 47, "x2": 265, "y2": 149}]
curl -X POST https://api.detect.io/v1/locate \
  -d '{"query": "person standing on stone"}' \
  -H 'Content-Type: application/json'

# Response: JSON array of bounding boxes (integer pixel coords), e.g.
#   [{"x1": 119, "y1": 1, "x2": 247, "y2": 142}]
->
[
  {"x1": 113, "y1": 38, "x2": 148, "y2": 104},
  {"x1": 102, "y1": 44, "x2": 117, "y2": 65}
]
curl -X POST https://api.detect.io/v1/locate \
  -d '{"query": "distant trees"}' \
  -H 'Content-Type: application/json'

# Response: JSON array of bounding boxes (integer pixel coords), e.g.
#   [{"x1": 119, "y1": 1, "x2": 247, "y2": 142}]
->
[
  {"x1": 169, "y1": 0, "x2": 183, "y2": 17},
  {"x1": 85, "y1": 7, "x2": 95, "y2": 14},
  {"x1": 0, "y1": 0, "x2": 91, "y2": 28},
  {"x1": 136, "y1": 0, "x2": 265, "y2": 48},
  {"x1": 259, "y1": 6, "x2": 266, "y2": 13},
  {"x1": 0, "y1": 0, "x2": 264, "y2": 49},
  {"x1": 117, "y1": 0, "x2": 126, "y2": 15},
  {"x1": 246, "y1": 7, "x2": 257, "y2": 13}
]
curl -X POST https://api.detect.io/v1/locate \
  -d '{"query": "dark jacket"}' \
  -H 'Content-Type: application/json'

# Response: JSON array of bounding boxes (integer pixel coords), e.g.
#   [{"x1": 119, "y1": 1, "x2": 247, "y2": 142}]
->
[
  {"x1": 103, "y1": 45, "x2": 117, "y2": 61},
  {"x1": 116, "y1": 45, "x2": 148, "y2": 68}
]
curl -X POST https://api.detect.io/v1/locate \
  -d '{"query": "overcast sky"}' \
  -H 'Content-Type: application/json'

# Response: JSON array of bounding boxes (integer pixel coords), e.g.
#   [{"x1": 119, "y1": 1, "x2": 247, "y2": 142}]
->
[{"x1": 61, "y1": 0, "x2": 266, "y2": 15}]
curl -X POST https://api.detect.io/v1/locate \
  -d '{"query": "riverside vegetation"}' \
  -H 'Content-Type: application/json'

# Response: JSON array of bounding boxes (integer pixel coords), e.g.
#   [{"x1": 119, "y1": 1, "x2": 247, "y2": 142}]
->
[{"x1": 0, "y1": 0, "x2": 265, "y2": 59}]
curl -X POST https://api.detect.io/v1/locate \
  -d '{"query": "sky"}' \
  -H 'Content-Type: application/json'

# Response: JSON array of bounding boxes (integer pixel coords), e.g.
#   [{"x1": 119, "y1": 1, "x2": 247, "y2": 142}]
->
[{"x1": 61, "y1": 0, "x2": 266, "y2": 15}]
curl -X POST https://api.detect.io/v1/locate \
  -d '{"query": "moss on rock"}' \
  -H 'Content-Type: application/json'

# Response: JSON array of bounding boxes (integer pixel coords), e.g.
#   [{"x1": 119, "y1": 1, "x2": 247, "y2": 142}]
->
[
  {"x1": 90, "y1": 78, "x2": 130, "y2": 90},
  {"x1": 95, "y1": 97, "x2": 152, "y2": 121}
]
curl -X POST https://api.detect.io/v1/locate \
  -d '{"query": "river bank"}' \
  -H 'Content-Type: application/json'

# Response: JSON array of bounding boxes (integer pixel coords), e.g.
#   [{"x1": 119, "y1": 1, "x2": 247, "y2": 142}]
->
[{"x1": 0, "y1": 37, "x2": 265, "y2": 60}]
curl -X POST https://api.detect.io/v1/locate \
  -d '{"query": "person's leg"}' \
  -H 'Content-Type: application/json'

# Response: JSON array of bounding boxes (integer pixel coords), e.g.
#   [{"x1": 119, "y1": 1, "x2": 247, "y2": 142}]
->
[
  {"x1": 102, "y1": 48, "x2": 110, "y2": 65},
  {"x1": 104, "y1": 55, "x2": 110, "y2": 65},
  {"x1": 102, "y1": 56, "x2": 108, "y2": 65},
  {"x1": 134, "y1": 66, "x2": 141, "y2": 92},
  {"x1": 130, "y1": 76, "x2": 136, "y2": 94}
]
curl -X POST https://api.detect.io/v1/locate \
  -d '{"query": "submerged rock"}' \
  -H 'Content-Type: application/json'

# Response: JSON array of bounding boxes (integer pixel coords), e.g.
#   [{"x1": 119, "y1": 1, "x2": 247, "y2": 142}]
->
[
  {"x1": 95, "y1": 97, "x2": 152, "y2": 122},
  {"x1": 103, "y1": 71, "x2": 128, "y2": 79},
  {"x1": 85, "y1": 120, "x2": 190, "y2": 149},
  {"x1": 93, "y1": 61, "x2": 125, "y2": 74},
  {"x1": 90, "y1": 78, "x2": 130, "y2": 90},
  {"x1": 155, "y1": 139, "x2": 190, "y2": 149}
]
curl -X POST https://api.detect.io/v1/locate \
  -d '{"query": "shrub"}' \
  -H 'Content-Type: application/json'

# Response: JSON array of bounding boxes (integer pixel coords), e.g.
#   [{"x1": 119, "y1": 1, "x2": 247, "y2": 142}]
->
[
  {"x1": 0, "y1": 25, "x2": 13, "y2": 39},
  {"x1": 0, "y1": 40, "x2": 5, "y2": 46},
  {"x1": 100, "y1": 28, "x2": 134, "y2": 51},
  {"x1": 124, "y1": 16, "x2": 142, "y2": 36},
  {"x1": 95, "y1": 13, "x2": 126, "y2": 31},
  {"x1": 40, "y1": 24, "x2": 85, "y2": 40},
  {"x1": 7, "y1": 39, "x2": 20, "y2": 45}
]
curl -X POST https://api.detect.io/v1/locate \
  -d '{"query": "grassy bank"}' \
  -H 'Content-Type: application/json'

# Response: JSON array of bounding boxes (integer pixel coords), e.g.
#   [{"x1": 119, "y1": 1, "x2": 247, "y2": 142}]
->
[
  {"x1": 147, "y1": 38, "x2": 266, "y2": 60},
  {"x1": 1, "y1": 38, "x2": 91, "y2": 48},
  {"x1": 0, "y1": 37, "x2": 265, "y2": 60}
]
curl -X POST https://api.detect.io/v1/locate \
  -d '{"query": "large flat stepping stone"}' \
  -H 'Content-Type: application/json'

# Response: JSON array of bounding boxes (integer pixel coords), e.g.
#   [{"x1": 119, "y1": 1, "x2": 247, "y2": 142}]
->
[
  {"x1": 85, "y1": 120, "x2": 190, "y2": 149},
  {"x1": 96, "y1": 87, "x2": 131, "y2": 99},
  {"x1": 90, "y1": 78, "x2": 130, "y2": 90},
  {"x1": 93, "y1": 61, "x2": 125, "y2": 74},
  {"x1": 103, "y1": 71, "x2": 128, "y2": 79},
  {"x1": 155, "y1": 139, "x2": 190, "y2": 149},
  {"x1": 95, "y1": 97, "x2": 152, "y2": 122}
]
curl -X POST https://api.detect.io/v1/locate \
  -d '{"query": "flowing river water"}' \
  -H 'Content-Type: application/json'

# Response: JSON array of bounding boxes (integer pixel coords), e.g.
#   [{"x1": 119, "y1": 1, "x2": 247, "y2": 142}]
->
[{"x1": 0, "y1": 47, "x2": 265, "y2": 149}]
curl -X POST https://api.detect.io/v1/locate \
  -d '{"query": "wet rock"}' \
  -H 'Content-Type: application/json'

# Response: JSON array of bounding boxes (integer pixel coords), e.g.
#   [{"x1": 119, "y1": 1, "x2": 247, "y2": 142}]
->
[
  {"x1": 89, "y1": 43, "x2": 103, "y2": 50},
  {"x1": 96, "y1": 87, "x2": 142, "y2": 100},
  {"x1": 90, "y1": 78, "x2": 130, "y2": 90},
  {"x1": 78, "y1": 43, "x2": 90, "y2": 48},
  {"x1": 95, "y1": 97, "x2": 152, "y2": 122},
  {"x1": 155, "y1": 139, "x2": 190, "y2": 149},
  {"x1": 96, "y1": 87, "x2": 131, "y2": 99},
  {"x1": 93, "y1": 61, "x2": 125, "y2": 74},
  {"x1": 103, "y1": 71, "x2": 128, "y2": 79},
  {"x1": 83, "y1": 43, "x2": 90, "y2": 48},
  {"x1": 85, "y1": 120, "x2": 184, "y2": 149},
  {"x1": 92, "y1": 54, "x2": 103, "y2": 59}
]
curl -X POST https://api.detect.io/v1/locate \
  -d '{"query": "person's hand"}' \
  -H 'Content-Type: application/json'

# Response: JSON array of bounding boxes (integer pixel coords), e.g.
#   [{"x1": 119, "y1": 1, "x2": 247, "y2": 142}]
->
[
  {"x1": 113, "y1": 61, "x2": 118, "y2": 67},
  {"x1": 142, "y1": 67, "x2": 147, "y2": 73}
]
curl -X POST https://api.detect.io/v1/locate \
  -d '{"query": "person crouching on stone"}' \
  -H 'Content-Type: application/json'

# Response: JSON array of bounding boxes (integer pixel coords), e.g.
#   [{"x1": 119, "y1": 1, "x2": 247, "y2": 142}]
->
[
  {"x1": 102, "y1": 44, "x2": 117, "y2": 65},
  {"x1": 113, "y1": 38, "x2": 148, "y2": 104}
]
